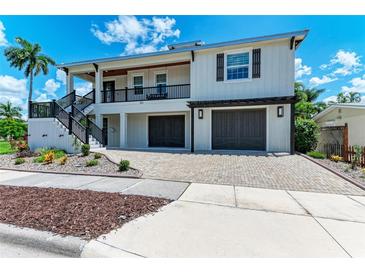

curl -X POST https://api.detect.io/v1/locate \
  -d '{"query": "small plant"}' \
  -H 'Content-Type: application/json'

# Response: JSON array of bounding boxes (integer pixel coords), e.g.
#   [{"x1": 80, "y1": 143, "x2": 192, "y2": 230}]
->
[
  {"x1": 16, "y1": 141, "x2": 29, "y2": 152},
  {"x1": 58, "y1": 155, "x2": 68, "y2": 165},
  {"x1": 119, "y1": 159, "x2": 130, "y2": 172},
  {"x1": 306, "y1": 151, "x2": 325, "y2": 159},
  {"x1": 94, "y1": 152, "x2": 102, "y2": 159},
  {"x1": 351, "y1": 145, "x2": 362, "y2": 170},
  {"x1": 81, "y1": 144, "x2": 90, "y2": 157},
  {"x1": 43, "y1": 151, "x2": 55, "y2": 164},
  {"x1": 14, "y1": 157, "x2": 25, "y2": 165},
  {"x1": 330, "y1": 155, "x2": 343, "y2": 163},
  {"x1": 86, "y1": 159, "x2": 98, "y2": 167}
]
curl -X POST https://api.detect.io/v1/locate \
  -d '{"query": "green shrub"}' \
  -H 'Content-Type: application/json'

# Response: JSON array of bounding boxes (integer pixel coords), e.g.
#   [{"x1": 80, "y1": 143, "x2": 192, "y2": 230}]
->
[
  {"x1": 306, "y1": 151, "x2": 325, "y2": 159},
  {"x1": 14, "y1": 157, "x2": 25, "y2": 165},
  {"x1": 86, "y1": 159, "x2": 98, "y2": 167},
  {"x1": 295, "y1": 118, "x2": 320, "y2": 153},
  {"x1": 81, "y1": 144, "x2": 90, "y2": 157},
  {"x1": 119, "y1": 159, "x2": 130, "y2": 172},
  {"x1": 94, "y1": 152, "x2": 102, "y2": 159}
]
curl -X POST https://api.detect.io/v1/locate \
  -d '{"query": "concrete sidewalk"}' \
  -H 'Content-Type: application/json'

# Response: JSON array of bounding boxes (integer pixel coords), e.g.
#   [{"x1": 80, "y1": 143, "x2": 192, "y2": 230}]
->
[
  {"x1": 86, "y1": 183, "x2": 365, "y2": 258},
  {"x1": 2, "y1": 169, "x2": 365, "y2": 257},
  {"x1": 0, "y1": 169, "x2": 189, "y2": 200}
]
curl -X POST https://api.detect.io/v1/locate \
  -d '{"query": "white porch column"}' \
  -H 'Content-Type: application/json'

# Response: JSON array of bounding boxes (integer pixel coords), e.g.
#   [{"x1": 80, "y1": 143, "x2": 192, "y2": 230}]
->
[
  {"x1": 66, "y1": 73, "x2": 74, "y2": 94},
  {"x1": 119, "y1": 113, "x2": 127, "y2": 148},
  {"x1": 95, "y1": 113, "x2": 102, "y2": 128},
  {"x1": 95, "y1": 69, "x2": 102, "y2": 104}
]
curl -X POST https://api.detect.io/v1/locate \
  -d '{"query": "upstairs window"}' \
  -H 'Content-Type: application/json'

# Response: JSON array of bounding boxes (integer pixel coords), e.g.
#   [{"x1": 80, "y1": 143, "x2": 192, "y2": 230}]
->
[
  {"x1": 155, "y1": 73, "x2": 167, "y2": 93},
  {"x1": 133, "y1": 75, "x2": 143, "y2": 95},
  {"x1": 226, "y1": 52, "x2": 249, "y2": 81}
]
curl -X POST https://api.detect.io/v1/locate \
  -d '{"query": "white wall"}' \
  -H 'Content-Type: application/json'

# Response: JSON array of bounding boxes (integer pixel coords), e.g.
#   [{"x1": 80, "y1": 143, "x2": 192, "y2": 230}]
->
[
  {"x1": 28, "y1": 118, "x2": 79, "y2": 153},
  {"x1": 100, "y1": 64, "x2": 190, "y2": 90},
  {"x1": 103, "y1": 114, "x2": 120, "y2": 147},
  {"x1": 190, "y1": 40, "x2": 294, "y2": 100},
  {"x1": 316, "y1": 108, "x2": 365, "y2": 146},
  {"x1": 194, "y1": 104, "x2": 291, "y2": 152}
]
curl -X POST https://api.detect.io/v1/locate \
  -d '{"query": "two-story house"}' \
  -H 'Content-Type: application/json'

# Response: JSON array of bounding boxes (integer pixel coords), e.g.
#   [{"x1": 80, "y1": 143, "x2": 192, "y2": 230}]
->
[{"x1": 28, "y1": 30, "x2": 308, "y2": 154}]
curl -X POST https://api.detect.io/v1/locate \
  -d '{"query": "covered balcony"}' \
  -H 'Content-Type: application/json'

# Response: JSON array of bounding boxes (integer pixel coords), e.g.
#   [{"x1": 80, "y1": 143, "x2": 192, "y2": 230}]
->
[{"x1": 66, "y1": 60, "x2": 191, "y2": 104}]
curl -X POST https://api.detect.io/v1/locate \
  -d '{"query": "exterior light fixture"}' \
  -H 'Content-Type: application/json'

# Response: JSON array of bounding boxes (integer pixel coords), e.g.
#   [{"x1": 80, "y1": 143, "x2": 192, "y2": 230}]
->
[
  {"x1": 277, "y1": 106, "x2": 284, "y2": 117},
  {"x1": 198, "y1": 109, "x2": 204, "y2": 119}
]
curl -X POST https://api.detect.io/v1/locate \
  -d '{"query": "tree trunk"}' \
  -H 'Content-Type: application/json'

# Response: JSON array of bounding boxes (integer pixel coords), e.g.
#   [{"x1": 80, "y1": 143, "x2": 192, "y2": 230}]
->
[{"x1": 28, "y1": 70, "x2": 33, "y2": 102}]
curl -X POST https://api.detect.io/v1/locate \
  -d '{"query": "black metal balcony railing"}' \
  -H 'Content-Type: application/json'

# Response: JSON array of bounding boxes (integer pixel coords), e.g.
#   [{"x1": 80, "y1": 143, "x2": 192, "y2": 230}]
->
[{"x1": 101, "y1": 84, "x2": 190, "y2": 103}]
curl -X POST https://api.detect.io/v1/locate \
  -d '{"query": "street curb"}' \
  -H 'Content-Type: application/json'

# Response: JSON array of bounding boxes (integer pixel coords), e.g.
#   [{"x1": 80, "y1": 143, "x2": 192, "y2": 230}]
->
[
  {"x1": 299, "y1": 153, "x2": 365, "y2": 192},
  {"x1": 0, "y1": 223, "x2": 87, "y2": 257}
]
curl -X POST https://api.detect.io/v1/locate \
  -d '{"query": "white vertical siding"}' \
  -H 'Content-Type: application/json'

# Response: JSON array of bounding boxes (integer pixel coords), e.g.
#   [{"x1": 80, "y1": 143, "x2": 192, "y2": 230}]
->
[
  {"x1": 190, "y1": 40, "x2": 294, "y2": 100},
  {"x1": 103, "y1": 114, "x2": 120, "y2": 147},
  {"x1": 28, "y1": 118, "x2": 79, "y2": 154},
  {"x1": 101, "y1": 64, "x2": 190, "y2": 90}
]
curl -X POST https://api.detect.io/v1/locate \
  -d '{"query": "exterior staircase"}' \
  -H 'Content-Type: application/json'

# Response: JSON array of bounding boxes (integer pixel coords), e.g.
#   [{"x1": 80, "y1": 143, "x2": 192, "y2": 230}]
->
[{"x1": 29, "y1": 89, "x2": 105, "y2": 150}]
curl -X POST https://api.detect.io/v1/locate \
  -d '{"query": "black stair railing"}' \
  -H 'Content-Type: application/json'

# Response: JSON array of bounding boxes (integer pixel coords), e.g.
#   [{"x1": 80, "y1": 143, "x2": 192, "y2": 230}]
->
[
  {"x1": 73, "y1": 89, "x2": 95, "y2": 111},
  {"x1": 56, "y1": 91, "x2": 76, "y2": 109},
  {"x1": 72, "y1": 106, "x2": 104, "y2": 145}
]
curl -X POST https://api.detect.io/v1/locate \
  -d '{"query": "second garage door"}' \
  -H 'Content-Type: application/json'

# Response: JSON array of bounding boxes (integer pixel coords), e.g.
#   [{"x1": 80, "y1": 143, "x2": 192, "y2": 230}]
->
[
  {"x1": 149, "y1": 115, "x2": 185, "y2": 147},
  {"x1": 212, "y1": 109, "x2": 266, "y2": 150}
]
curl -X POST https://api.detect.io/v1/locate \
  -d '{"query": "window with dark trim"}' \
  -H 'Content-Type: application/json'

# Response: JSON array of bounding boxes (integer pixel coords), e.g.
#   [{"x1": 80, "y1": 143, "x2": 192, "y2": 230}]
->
[
  {"x1": 133, "y1": 75, "x2": 143, "y2": 95},
  {"x1": 226, "y1": 52, "x2": 249, "y2": 80}
]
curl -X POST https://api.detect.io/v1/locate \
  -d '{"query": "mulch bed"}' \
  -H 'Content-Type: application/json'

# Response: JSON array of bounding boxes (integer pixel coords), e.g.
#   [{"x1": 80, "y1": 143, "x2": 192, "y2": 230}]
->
[
  {"x1": 0, "y1": 153, "x2": 141, "y2": 178},
  {"x1": 0, "y1": 185, "x2": 170, "y2": 239}
]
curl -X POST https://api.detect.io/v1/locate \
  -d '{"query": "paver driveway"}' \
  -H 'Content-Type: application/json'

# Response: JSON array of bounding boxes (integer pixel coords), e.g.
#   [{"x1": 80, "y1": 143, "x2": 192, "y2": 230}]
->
[{"x1": 101, "y1": 149, "x2": 365, "y2": 195}]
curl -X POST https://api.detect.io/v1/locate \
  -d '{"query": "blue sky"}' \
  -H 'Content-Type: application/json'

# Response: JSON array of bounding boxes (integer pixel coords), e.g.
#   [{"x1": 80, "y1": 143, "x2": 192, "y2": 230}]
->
[{"x1": 1, "y1": 15, "x2": 365, "y2": 117}]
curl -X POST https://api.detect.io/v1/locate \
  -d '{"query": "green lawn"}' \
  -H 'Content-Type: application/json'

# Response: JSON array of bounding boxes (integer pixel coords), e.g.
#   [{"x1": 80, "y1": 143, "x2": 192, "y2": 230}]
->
[{"x1": 0, "y1": 141, "x2": 16, "y2": 155}]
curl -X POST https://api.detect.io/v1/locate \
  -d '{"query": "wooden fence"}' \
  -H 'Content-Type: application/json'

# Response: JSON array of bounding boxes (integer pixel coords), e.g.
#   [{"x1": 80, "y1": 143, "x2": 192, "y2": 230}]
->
[{"x1": 320, "y1": 144, "x2": 365, "y2": 167}]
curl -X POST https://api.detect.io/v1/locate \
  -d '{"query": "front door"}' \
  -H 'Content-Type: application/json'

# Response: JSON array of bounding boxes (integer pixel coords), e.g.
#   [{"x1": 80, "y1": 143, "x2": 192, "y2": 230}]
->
[
  {"x1": 103, "y1": 81, "x2": 115, "y2": 103},
  {"x1": 103, "y1": 117, "x2": 108, "y2": 146}
]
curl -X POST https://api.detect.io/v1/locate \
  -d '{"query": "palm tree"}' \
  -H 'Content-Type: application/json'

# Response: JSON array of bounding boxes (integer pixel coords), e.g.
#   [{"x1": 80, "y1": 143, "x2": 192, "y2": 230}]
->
[
  {"x1": 336, "y1": 91, "x2": 361, "y2": 103},
  {"x1": 4, "y1": 37, "x2": 56, "y2": 102},
  {"x1": 0, "y1": 101, "x2": 22, "y2": 119}
]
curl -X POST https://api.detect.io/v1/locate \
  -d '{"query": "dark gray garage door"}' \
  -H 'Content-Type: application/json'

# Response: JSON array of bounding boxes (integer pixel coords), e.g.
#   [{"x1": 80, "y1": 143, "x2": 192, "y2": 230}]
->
[
  {"x1": 149, "y1": 115, "x2": 185, "y2": 147},
  {"x1": 212, "y1": 109, "x2": 266, "y2": 150}
]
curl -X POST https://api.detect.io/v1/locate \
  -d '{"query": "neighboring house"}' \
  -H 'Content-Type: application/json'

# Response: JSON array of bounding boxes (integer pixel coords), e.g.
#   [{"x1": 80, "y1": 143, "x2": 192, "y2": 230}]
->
[
  {"x1": 314, "y1": 103, "x2": 365, "y2": 147},
  {"x1": 28, "y1": 30, "x2": 308, "y2": 153}
]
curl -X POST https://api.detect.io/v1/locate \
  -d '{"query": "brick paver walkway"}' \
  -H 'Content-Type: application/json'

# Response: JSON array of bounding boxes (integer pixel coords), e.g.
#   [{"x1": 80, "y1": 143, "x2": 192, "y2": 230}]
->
[{"x1": 101, "y1": 150, "x2": 365, "y2": 195}]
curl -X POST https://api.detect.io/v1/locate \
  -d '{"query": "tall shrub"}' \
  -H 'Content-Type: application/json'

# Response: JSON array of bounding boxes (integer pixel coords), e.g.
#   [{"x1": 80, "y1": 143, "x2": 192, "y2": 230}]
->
[{"x1": 295, "y1": 118, "x2": 319, "y2": 153}]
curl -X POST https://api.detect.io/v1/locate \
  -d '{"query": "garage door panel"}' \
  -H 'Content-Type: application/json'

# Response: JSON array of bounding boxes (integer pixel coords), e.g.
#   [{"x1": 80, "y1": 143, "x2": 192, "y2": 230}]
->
[
  {"x1": 149, "y1": 115, "x2": 185, "y2": 147},
  {"x1": 212, "y1": 109, "x2": 266, "y2": 150}
]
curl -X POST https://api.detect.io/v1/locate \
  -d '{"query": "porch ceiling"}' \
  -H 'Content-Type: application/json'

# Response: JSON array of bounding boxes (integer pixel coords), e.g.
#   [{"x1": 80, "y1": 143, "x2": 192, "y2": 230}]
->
[{"x1": 81, "y1": 61, "x2": 190, "y2": 79}]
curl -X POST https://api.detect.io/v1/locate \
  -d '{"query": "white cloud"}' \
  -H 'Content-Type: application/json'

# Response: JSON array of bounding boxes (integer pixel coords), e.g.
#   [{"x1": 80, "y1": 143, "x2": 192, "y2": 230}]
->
[
  {"x1": 321, "y1": 50, "x2": 362, "y2": 76},
  {"x1": 43, "y1": 79, "x2": 60, "y2": 97},
  {"x1": 91, "y1": 16, "x2": 180, "y2": 55},
  {"x1": 56, "y1": 70, "x2": 66, "y2": 85},
  {"x1": 74, "y1": 82, "x2": 93, "y2": 96},
  {"x1": 341, "y1": 74, "x2": 365, "y2": 94},
  {"x1": 295, "y1": 58, "x2": 312, "y2": 79},
  {"x1": 0, "y1": 20, "x2": 8, "y2": 46},
  {"x1": 35, "y1": 93, "x2": 52, "y2": 102},
  {"x1": 0, "y1": 75, "x2": 28, "y2": 115},
  {"x1": 309, "y1": 75, "x2": 337, "y2": 87},
  {"x1": 323, "y1": 95, "x2": 338, "y2": 104}
]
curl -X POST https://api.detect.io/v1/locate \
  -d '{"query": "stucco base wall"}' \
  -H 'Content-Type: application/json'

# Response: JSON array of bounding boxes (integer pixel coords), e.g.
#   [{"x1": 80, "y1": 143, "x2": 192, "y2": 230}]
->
[
  {"x1": 28, "y1": 118, "x2": 79, "y2": 154},
  {"x1": 193, "y1": 104, "x2": 291, "y2": 152}
]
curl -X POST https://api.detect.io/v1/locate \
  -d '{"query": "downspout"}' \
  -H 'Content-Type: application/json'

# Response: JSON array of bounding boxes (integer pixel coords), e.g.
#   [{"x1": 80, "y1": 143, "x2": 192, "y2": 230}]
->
[
  {"x1": 190, "y1": 107, "x2": 194, "y2": 153},
  {"x1": 290, "y1": 102, "x2": 295, "y2": 155}
]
